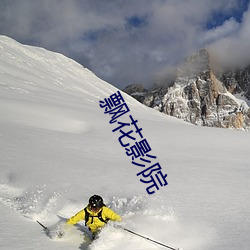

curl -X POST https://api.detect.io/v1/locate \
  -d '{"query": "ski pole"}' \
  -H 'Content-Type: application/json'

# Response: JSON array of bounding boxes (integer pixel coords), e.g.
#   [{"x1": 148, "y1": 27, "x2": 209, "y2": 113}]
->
[
  {"x1": 37, "y1": 220, "x2": 48, "y2": 231},
  {"x1": 122, "y1": 227, "x2": 180, "y2": 250}
]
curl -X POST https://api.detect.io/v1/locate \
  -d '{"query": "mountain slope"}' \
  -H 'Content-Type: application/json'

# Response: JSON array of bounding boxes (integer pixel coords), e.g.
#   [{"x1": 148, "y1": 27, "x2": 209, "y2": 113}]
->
[{"x1": 0, "y1": 36, "x2": 250, "y2": 250}]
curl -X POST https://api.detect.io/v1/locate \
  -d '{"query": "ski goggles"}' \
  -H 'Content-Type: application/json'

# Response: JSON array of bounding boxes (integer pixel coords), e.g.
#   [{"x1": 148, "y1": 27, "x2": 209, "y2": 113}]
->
[{"x1": 90, "y1": 205, "x2": 101, "y2": 212}]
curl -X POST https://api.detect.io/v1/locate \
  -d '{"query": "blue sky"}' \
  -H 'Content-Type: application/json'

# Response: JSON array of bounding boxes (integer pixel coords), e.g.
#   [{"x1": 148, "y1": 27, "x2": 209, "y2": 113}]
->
[
  {"x1": 205, "y1": 0, "x2": 249, "y2": 28},
  {"x1": 0, "y1": 0, "x2": 249, "y2": 89}
]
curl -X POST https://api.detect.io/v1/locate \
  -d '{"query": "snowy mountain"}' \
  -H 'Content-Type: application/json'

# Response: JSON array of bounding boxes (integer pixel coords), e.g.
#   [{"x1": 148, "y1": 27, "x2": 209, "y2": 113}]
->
[
  {"x1": 124, "y1": 49, "x2": 250, "y2": 130},
  {"x1": 0, "y1": 36, "x2": 250, "y2": 250}
]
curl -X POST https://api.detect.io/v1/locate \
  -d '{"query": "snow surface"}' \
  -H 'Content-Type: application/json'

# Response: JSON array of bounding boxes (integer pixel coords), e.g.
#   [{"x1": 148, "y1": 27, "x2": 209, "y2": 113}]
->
[{"x1": 0, "y1": 35, "x2": 250, "y2": 250}]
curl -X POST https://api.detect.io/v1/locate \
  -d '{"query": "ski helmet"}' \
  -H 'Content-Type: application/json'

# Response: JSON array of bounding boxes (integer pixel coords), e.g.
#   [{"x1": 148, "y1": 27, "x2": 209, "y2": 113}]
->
[{"x1": 89, "y1": 195, "x2": 104, "y2": 210}]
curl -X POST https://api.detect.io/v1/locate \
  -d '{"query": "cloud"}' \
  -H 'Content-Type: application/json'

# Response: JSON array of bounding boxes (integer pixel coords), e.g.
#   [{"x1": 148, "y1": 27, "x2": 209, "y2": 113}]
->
[
  {"x1": 208, "y1": 3, "x2": 250, "y2": 69},
  {"x1": 200, "y1": 18, "x2": 240, "y2": 45},
  {"x1": 0, "y1": 0, "x2": 249, "y2": 88}
]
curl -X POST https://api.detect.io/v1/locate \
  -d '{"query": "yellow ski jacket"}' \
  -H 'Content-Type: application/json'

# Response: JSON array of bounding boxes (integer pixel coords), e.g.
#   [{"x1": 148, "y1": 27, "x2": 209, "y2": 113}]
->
[{"x1": 67, "y1": 206, "x2": 121, "y2": 233}]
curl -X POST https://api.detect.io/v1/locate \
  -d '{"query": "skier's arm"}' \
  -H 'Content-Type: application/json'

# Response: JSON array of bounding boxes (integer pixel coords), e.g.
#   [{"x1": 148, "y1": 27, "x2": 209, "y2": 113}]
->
[
  {"x1": 104, "y1": 207, "x2": 122, "y2": 222},
  {"x1": 67, "y1": 209, "x2": 85, "y2": 225}
]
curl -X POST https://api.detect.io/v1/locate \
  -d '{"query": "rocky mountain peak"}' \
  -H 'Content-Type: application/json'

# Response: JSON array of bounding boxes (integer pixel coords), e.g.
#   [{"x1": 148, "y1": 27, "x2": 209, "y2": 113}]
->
[
  {"x1": 123, "y1": 49, "x2": 250, "y2": 130},
  {"x1": 177, "y1": 48, "x2": 210, "y2": 78}
]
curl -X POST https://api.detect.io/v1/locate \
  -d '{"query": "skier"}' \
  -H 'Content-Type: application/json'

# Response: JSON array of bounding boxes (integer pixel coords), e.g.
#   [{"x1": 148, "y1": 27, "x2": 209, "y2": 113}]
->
[{"x1": 66, "y1": 194, "x2": 122, "y2": 239}]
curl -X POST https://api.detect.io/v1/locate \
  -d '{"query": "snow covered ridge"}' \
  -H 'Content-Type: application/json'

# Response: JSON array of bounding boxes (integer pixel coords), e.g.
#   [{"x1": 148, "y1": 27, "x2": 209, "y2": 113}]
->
[
  {"x1": 124, "y1": 49, "x2": 250, "y2": 130},
  {"x1": 99, "y1": 90, "x2": 168, "y2": 195}
]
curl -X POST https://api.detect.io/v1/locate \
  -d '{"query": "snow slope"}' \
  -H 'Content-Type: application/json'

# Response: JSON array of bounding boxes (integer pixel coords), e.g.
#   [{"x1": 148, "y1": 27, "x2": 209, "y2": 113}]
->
[{"x1": 0, "y1": 36, "x2": 250, "y2": 250}]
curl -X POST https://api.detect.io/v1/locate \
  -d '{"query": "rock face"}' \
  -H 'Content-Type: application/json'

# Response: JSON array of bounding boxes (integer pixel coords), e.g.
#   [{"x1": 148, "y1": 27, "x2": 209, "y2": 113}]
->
[
  {"x1": 217, "y1": 66, "x2": 250, "y2": 100},
  {"x1": 123, "y1": 84, "x2": 147, "y2": 103},
  {"x1": 123, "y1": 49, "x2": 250, "y2": 130}
]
